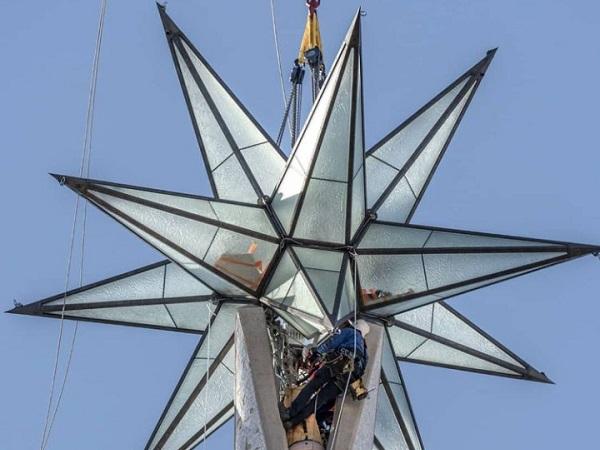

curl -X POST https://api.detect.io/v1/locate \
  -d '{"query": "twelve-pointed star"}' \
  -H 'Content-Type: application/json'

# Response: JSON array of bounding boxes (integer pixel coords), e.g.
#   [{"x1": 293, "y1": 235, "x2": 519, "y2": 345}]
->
[{"x1": 10, "y1": 6, "x2": 600, "y2": 450}]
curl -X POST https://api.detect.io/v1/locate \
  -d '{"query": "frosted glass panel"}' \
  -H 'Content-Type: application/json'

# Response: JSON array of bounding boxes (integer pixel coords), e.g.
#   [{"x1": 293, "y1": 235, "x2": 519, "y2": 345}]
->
[
  {"x1": 305, "y1": 269, "x2": 339, "y2": 313},
  {"x1": 424, "y1": 252, "x2": 564, "y2": 289},
  {"x1": 425, "y1": 230, "x2": 552, "y2": 249},
  {"x1": 409, "y1": 339, "x2": 518, "y2": 375},
  {"x1": 164, "y1": 263, "x2": 213, "y2": 298},
  {"x1": 388, "y1": 383, "x2": 422, "y2": 450},
  {"x1": 358, "y1": 255, "x2": 427, "y2": 305},
  {"x1": 241, "y1": 142, "x2": 285, "y2": 197},
  {"x1": 294, "y1": 247, "x2": 343, "y2": 272},
  {"x1": 47, "y1": 264, "x2": 165, "y2": 306},
  {"x1": 337, "y1": 262, "x2": 357, "y2": 320},
  {"x1": 350, "y1": 166, "x2": 366, "y2": 238},
  {"x1": 431, "y1": 304, "x2": 522, "y2": 367},
  {"x1": 175, "y1": 47, "x2": 233, "y2": 168},
  {"x1": 181, "y1": 41, "x2": 265, "y2": 149},
  {"x1": 212, "y1": 154, "x2": 257, "y2": 204},
  {"x1": 166, "y1": 302, "x2": 216, "y2": 331},
  {"x1": 50, "y1": 305, "x2": 175, "y2": 328},
  {"x1": 294, "y1": 179, "x2": 346, "y2": 243},
  {"x1": 359, "y1": 223, "x2": 431, "y2": 249},
  {"x1": 375, "y1": 387, "x2": 410, "y2": 450},
  {"x1": 395, "y1": 304, "x2": 433, "y2": 332},
  {"x1": 373, "y1": 79, "x2": 468, "y2": 170},
  {"x1": 376, "y1": 177, "x2": 416, "y2": 223},
  {"x1": 365, "y1": 157, "x2": 398, "y2": 207},
  {"x1": 311, "y1": 51, "x2": 354, "y2": 182},
  {"x1": 272, "y1": 159, "x2": 306, "y2": 232},
  {"x1": 210, "y1": 201, "x2": 276, "y2": 237},
  {"x1": 387, "y1": 326, "x2": 427, "y2": 358}
]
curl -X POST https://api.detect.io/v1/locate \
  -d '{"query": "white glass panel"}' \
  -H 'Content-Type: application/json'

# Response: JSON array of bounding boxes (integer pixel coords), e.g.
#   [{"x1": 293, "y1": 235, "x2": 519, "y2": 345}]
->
[
  {"x1": 212, "y1": 154, "x2": 257, "y2": 204},
  {"x1": 294, "y1": 247, "x2": 343, "y2": 272},
  {"x1": 273, "y1": 306, "x2": 321, "y2": 337},
  {"x1": 311, "y1": 50, "x2": 354, "y2": 182},
  {"x1": 90, "y1": 191, "x2": 218, "y2": 261},
  {"x1": 387, "y1": 326, "x2": 427, "y2": 357},
  {"x1": 337, "y1": 262, "x2": 357, "y2": 320},
  {"x1": 181, "y1": 41, "x2": 266, "y2": 150},
  {"x1": 166, "y1": 302, "x2": 216, "y2": 331},
  {"x1": 358, "y1": 255, "x2": 427, "y2": 305},
  {"x1": 210, "y1": 201, "x2": 276, "y2": 237},
  {"x1": 272, "y1": 159, "x2": 306, "y2": 232},
  {"x1": 358, "y1": 223, "x2": 431, "y2": 249},
  {"x1": 175, "y1": 47, "x2": 233, "y2": 168},
  {"x1": 431, "y1": 304, "x2": 523, "y2": 367},
  {"x1": 164, "y1": 263, "x2": 213, "y2": 298},
  {"x1": 285, "y1": 272, "x2": 324, "y2": 318},
  {"x1": 204, "y1": 229, "x2": 276, "y2": 290},
  {"x1": 424, "y1": 252, "x2": 564, "y2": 289},
  {"x1": 365, "y1": 157, "x2": 398, "y2": 208},
  {"x1": 50, "y1": 305, "x2": 175, "y2": 328},
  {"x1": 187, "y1": 265, "x2": 249, "y2": 297},
  {"x1": 241, "y1": 142, "x2": 286, "y2": 197},
  {"x1": 294, "y1": 179, "x2": 346, "y2": 243},
  {"x1": 265, "y1": 251, "x2": 297, "y2": 299},
  {"x1": 388, "y1": 383, "x2": 422, "y2": 450},
  {"x1": 105, "y1": 185, "x2": 217, "y2": 219},
  {"x1": 368, "y1": 294, "x2": 441, "y2": 317},
  {"x1": 305, "y1": 269, "x2": 339, "y2": 313},
  {"x1": 395, "y1": 304, "x2": 433, "y2": 332},
  {"x1": 186, "y1": 409, "x2": 234, "y2": 449},
  {"x1": 350, "y1": 166, "x2": 366, "y2": 238},
  {"x1": 161, "y1": 360, "x2": 234, "y2": 450},
  {"x1": 408, "y1": 339, "x2": 518, "y2": 375},
  {"x1": 425, "y1": 230, "x2": 554, "y2": 249},
  {"x1": 373, "y1": 79, "x2": 468, "y2": 170},
  {"x1": 375, "y1": 387, "x2": 410, "y2": 450},
  {"x1": 353, "y1": 67, "x2": 364, "y2": 177},
  {"x1": 376, "y1": 177, "x2": 416, "y2": 223},
  {"x1": 47, "y1": 265, "x2": 165, "y2": 306}
]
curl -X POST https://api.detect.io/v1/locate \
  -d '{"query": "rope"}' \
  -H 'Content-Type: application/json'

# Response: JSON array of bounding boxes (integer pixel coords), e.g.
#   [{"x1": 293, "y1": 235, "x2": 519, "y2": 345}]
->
[
  {"x1": 329, "y1": 250, "x2": 359, "y2": 447},
  {"x1": 40, "y1": 1, "x2": 107, "y2": 448},
  {"x1": 269, "y1": 0, "x2": 293, "y2": 141}
]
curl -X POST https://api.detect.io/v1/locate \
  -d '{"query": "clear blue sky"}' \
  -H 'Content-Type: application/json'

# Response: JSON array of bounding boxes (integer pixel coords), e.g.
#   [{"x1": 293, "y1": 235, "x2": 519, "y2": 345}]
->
[{"x1": 2, "y1": 1, "x2": 600, "y2": 449}]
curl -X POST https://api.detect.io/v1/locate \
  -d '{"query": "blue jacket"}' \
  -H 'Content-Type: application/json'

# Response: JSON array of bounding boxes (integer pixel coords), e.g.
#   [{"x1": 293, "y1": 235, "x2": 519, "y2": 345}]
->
[{"x1": 316, "y1": 327, "x2": 367, "y2": 363}]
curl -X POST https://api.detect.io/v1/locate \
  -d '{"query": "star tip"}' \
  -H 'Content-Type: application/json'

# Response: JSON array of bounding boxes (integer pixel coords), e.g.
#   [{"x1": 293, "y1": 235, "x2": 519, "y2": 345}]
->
[
  {"x1": 529, "y1": 369, "x2": 554, "y2": 384},
  {"x1": 487, "y1": 47, "x2": 499, "y2": 55}
]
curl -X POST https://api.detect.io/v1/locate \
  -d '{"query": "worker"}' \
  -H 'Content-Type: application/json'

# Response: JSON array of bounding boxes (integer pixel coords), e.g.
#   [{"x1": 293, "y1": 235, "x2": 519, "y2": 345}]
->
[{"x1": 280, "y1": 320, "x2": 370, "y2": 429}]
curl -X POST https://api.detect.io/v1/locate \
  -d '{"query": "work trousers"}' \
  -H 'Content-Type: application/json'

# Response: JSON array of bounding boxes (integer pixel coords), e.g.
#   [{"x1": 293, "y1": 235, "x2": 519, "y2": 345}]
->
[{"x1": 287, "y1": 365, "x2": 343, "y2": 427}]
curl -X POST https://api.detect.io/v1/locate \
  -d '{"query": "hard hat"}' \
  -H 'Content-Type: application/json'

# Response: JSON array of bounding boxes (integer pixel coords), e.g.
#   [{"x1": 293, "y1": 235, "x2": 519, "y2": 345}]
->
[{"x1": 354, "y1": 319, "x2": 370, "y2": 336}]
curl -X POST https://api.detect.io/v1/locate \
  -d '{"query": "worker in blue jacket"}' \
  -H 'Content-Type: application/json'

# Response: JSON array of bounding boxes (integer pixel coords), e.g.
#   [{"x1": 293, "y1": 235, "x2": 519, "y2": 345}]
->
[{"x1": 281, "y1": 319, "x2": 370, "y2": 429}]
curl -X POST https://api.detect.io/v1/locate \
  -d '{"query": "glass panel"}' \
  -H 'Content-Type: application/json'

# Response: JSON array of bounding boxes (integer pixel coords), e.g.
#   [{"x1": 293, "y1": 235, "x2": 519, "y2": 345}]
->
[
  {"x1": 294, "y1": 247, "x2": 343, "y2": 272},
  {"x1": 372, "y1": 79, "x2": 469, "y2": 170},
  {"x1": 311, "y1": 50, "x2": 354, "y2": 182},
  {"x1": 90, "y1": 190, "x2": 218, "y2": 260},
  {"x1": 395, "y1": 304, "x2": 433, "y2": 332},
  {"x1": 106, "y1": 185, "x2": 217, "y2": 219},
  {"x1": 273, "y1": 306, "x2": 321, "y2": 337},
  {"x1": 293, "y1": 179, "x2": 347, "y2": 243},
  {"x1": 166, "y1": 301, "x2": 217, "y2": 331},
  {"x1": 204, "y1": 229, "x2": 277, "y2": 290},
  {"x1": 47, "y1": 264, "x2": 166, "y2": 306},
  {"x1": 160, "y1": 358, "x2": 234, "y2": 450},
  {"x1": 285, "y1": 272, "x2": 325, "y2": 318},
  {"x1": 368, "y1": 294, "x2": 441, "y2": 317},
  {"x1": 431, "y1": 303, "x2": 523, "y2": 367},
  {"x1": 350, "y1": 166, "x2": 366, "y2": 239},
  {"x1": 148, "y1": 304, "x2": 239, "y2": 450},
  {"x1": 187, "y1": 265, "x2": 249, "y2": 297},
  {"x1": 357, "y1": 255, "x2": 427, "y2": 306},
  {"x1": 365, "y1": 157, "x2": 398, "y2": 208},
  {"x1": 376, "y1": 177, "x2": 416, "y2": 223},
  {"x1": 388, "y1": 383, "x2": 422, "y2": 450},
  {"x1": 387, "y1": 326, "x2": 427, "y2": 358},
  {"x1": 265, "y1": 251, "x2": 296, "y2": 299},
  {"x1": 381, "y1": 335, "x2": 402, "y2": 385},
  {"x1": 337, "y1": 262, "x2": 358, "y2": 321},
  {"x1": 305, "y1": 268, "x2": 339, "y2": 313},
  {"x1": 408, "y1": 339, "x2": 519, "y2": 375},
  {"x1": 424, "y1": 252, "x2": 565, "y2": 290},
  {"x1": 212, "y1": 154, "x2": 258, "y2": 204},
  {"x1": 185, "y1": 410, "x2": 234, "y2": 449},
  {"x1": 241, "y1": 142, "x2": 286, "y2": 197},
  {"x1": 181, "y1": 41, "x2": 265, "y2": 149},
  {"x1": 175, "y1": 46, "x2": 233, "y2": 168},
  {"x1": 272, "y1": 44, "x2": 347, "y2": 232},
  {"x1": 353, "y1": 66, "x2": 365, "y2": 178},
  {"x1": 50, "y1": 305, "x2": 175, "y2": 328},
  {"x1": 209, "y1": 201, "x2": 276, "y2": 237},
  {"x1": 358, "y1": 223, "x2": 431, "y2": 249},
  {"x1": 425, "y1": 230, "x2": 554, "y2": 249},
  {"x1": 164, "y1": 263, "x2": 213, "y2": 298},
  {"x1": 374, "y1": 386, "x2": 409, "y2": 450}
]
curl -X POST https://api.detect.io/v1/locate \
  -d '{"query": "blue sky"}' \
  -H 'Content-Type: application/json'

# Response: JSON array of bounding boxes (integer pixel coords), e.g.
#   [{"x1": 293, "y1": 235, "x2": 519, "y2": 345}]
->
[{"x1": 2, "y1": 1, "x2": 599, "y2": 449}]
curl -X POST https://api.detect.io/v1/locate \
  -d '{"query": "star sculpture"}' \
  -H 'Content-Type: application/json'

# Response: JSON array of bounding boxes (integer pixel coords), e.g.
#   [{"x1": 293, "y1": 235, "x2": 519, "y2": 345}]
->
[{"x1": 10, "y1": 6, "x2": 599, "y2": 450}]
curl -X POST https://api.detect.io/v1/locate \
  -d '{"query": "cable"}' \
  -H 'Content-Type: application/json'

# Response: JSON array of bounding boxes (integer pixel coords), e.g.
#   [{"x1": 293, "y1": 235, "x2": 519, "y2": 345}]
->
[
  {"x1": 329, "y1": 250, "x2": 359, "y2": 448},
  {"x1": 40, "y1": 1, "x2": 107, "y2": 448}
]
